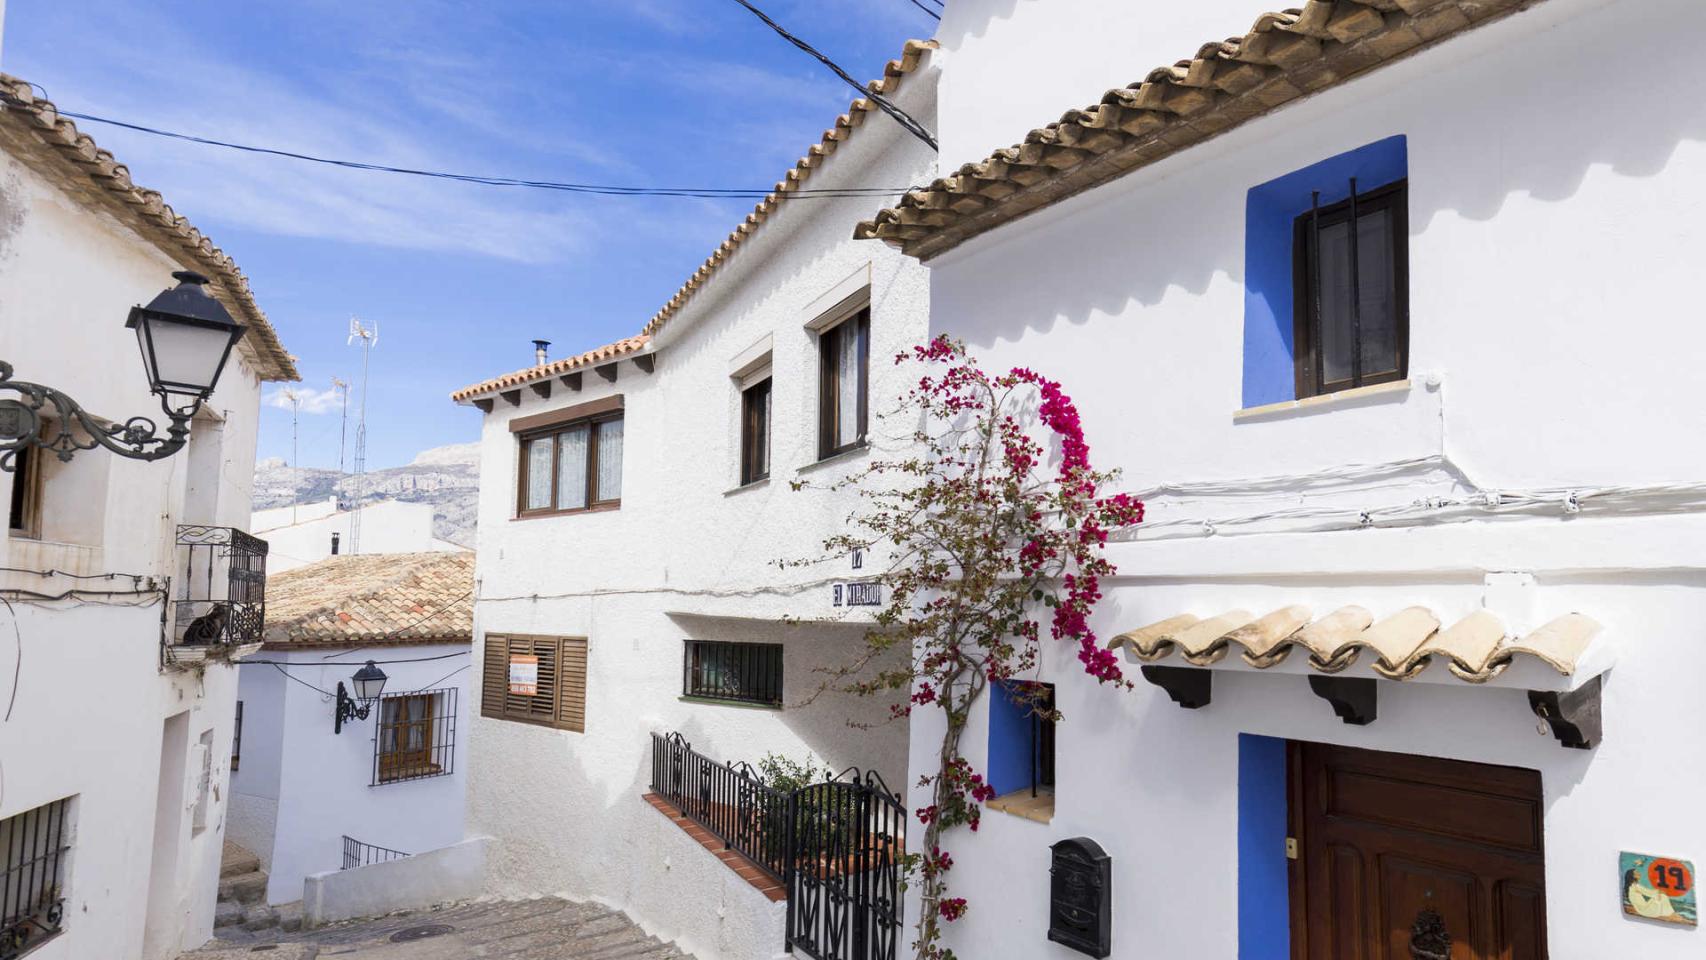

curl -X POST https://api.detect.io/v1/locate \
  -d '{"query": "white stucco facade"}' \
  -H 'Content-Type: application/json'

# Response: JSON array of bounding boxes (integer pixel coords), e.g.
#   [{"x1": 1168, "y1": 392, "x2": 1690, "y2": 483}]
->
[
  {"x1": 0, "y1": 129, "x2": 286, "y2": 959},
  {"x1": 253, "y1": 497, "x2": 463, "y2": 573},
  {"x1": 229, "y1": 642, "x2": 471, "y2": 905},
  {"x1": 899, "y1": 1, "x2": 1706, "y2": 958},
  {"x1": 460, "y1": 56, "x2": 937, "y2": 960}
]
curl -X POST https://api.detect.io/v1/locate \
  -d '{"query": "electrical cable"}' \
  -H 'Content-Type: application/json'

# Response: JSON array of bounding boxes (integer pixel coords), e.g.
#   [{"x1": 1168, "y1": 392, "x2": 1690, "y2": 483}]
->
[
  {"x1": 249, "y1": 650, "x2": 469, "y2": 666},
  {"x1": 2, "y1": 95, "x2": 917, "y2": 200},
  {"x1": 725, "y1": 0, "x2": 939, "y2": 150},
  {"x1": 413, "y1": 664, "x2": 469, "y2": 693},
  {"x1": 1, "y1": 596, "x2": 19, "y2": 723},
  {"x1": 270, "y1": 662, "x2": 335, "y2": 699},
  {"x1": 904, "y1": 0, "x2": 942, "y2": 20}
]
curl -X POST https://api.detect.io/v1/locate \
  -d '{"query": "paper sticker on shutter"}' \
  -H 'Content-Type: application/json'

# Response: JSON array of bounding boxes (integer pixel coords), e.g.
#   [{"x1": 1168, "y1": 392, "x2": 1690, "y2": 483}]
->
[{"x1": 509, "y1": 653, "x2": 539, "y2": 696}]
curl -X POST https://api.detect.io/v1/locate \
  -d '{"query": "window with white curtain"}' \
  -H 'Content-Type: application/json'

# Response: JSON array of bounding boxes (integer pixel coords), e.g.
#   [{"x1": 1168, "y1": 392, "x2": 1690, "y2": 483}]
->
[
  {"x1": 517, "y1": 413, "x2": 624, "y2": 515},
  {"x1": 818, "y1": 308, "x2": 869, "y2": 459}
]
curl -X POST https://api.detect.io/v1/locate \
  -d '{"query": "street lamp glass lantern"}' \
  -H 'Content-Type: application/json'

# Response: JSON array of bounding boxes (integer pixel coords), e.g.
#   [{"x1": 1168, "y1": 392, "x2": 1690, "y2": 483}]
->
[
  {"x1": 350, "y1": 661, "x2": 388, "y2": 702},
  {"x1": 125, "y1": 270, "x2": 248, "y2": 404}
]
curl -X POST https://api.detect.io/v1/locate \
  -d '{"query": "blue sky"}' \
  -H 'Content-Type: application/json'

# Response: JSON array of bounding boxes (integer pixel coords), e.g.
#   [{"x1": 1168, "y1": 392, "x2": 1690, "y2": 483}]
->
[{"x1": 3, "y1": 0, "x2": 933, "y2": 469}]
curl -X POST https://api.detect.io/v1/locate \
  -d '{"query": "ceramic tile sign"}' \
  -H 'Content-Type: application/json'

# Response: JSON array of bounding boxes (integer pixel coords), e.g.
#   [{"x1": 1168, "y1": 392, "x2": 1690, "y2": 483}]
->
[{"x1": 1621, "y1": 852, "x2": 1697, "y2": 926}]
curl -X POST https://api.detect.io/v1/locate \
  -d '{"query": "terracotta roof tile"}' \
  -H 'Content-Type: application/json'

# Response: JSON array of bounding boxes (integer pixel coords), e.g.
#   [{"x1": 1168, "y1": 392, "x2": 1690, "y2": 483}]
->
[
  {"x1": 448, "y1": 39, "x2": 936, "y2": 404},
  {"x1": 856, "y1": 0, "x2": 1541, "y2": 259},
  {"x1": 450, "y1": 334, "x2": 649, "y2": 403},
  {"x1": 1111, "y1": 605, "x2": 1601, "y2": 684},
  {"x1": 263, "y1": 552, "x2": 473, "y2": 648},
  {"x1": 0, "y1": 74, "x2": 298, "y2": 381}
]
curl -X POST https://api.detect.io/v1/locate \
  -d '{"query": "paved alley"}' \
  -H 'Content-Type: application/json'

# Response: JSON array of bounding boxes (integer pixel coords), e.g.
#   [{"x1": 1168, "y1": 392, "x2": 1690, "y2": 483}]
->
[{"x1": 181, "y1": 897, "x2": 694, "y2": 959}]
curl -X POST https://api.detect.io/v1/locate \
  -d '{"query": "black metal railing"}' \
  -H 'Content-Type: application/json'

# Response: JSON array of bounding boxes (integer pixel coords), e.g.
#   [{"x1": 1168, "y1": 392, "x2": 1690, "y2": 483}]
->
[
  {"x1": 341, "y1": 835, "x2": 410, "y2": 871},
  {"x1": 173, "y1": 525, "x2": 268, "y2": 646},
  {"x1": 371, "y1": 688, "x2": 457, "y2": 786},
  {"x1": 649, "y1": 731, "x2": 791, "y2": 880},
  {"x1": 1, "y1": 798, "x2": 70, "y2": 960},
  {"x1": 682, "y1": 640, "x2": 784, "y2": 707}
]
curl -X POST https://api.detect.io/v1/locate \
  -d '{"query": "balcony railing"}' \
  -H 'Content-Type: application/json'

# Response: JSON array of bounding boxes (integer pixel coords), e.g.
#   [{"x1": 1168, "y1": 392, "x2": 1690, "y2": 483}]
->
[
  {"x1": 171, "y1": 525, "x2": 267, "y2": 648},
  {"x1": 341, "y1": 835, "x2": 410, "y2": 871},
  {"x1": 649, "y1": 731, "x2": 791, "y2": 881}
]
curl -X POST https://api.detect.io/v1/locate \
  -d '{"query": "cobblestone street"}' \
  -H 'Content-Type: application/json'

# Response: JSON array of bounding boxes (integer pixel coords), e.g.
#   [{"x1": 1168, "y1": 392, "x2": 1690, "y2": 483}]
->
[{"x1": 181, "y1": 897, "x2": 694, "y2": 960}]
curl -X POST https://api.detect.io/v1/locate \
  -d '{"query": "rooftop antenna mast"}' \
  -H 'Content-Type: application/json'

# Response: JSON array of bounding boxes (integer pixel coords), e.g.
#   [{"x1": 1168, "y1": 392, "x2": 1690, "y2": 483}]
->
[
  {"x1": 282, "y1": 387, "x2": 301, "y2": 525},
  {"x1": 347, "y1": 318, "x2": 378, "y2": 555},
  {"x1": 331, "y1": 376, "x2": 350, "y2": 475}
]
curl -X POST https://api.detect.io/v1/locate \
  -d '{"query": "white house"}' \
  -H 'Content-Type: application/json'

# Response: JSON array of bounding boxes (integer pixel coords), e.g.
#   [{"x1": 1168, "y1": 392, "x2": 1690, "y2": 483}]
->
[
  {"x1": 252, "y1": 496, "x2": 464, "y2": 573},
  {"x1": 229, "y1": 551, "x2": 473, "y2": 907},
  {"x1": 856, "y1": 0, "x2": 1706, "y2": 958},
  {"x1": 0, "y1": 73, "x2": 297, "y2": 960},
  {"x1": 450, "y1": 41, "x2": 936, "y2": 960}
]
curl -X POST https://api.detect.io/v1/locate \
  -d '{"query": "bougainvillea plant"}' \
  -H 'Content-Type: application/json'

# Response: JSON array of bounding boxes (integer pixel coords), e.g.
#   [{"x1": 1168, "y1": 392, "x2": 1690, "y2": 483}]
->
[{"x1": 791, "y1": 336, "x2": 1143, "y2": 960}]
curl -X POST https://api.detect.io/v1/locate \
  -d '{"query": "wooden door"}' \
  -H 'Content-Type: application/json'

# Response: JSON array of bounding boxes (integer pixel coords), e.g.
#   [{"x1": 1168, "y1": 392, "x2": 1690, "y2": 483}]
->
[{"x1": 1294, "y1": 743, "x2": 1547, "y2": 960}]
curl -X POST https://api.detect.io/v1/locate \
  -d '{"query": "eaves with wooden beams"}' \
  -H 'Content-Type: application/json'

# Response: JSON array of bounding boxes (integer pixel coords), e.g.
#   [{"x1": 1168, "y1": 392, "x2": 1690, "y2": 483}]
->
[
  {"x1": 450, "y1": 39, "x2": 937, "y2": 410},
  {"x1": 855, "y1": 0, "x2": 1541, "y2": 261},
  {"x1": 0, "y1": 74, "x2": 298, "y2": 381}
]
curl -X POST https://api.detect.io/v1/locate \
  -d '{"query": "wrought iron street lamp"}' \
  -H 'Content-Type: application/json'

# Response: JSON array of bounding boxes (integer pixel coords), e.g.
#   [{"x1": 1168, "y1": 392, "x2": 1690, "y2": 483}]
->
[
  {"x1": 0, "y1": 270, "x2": 248, "y2": 472},
  {"x1": 333, "y1": 661, "x2": 389, "y2": 734}
]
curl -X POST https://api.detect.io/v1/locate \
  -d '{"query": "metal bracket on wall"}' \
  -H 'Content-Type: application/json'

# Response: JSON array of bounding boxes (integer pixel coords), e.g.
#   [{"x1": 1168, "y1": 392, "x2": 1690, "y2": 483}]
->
[
  {"x1": 1528, "y1": 674, "x2": 1602, "y2": 749},
  {"x1": 1140, "y1": 666, "x2": 1212, "y2": 709},
  {"x1": 1308, "y1": 675, "x2": 1377, "y2": 725}
]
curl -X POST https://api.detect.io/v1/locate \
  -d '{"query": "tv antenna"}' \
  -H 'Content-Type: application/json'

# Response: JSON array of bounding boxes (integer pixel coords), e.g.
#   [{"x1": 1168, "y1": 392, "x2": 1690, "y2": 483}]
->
[
  {"x1": 331, "y1": 376, "x2": 350, "y2": 475},
  {"x1": 281, "y1": 387, "x2": 301, "y2": 524},
  {"x1": 346, "y1": 318, "x2": 378, "y2": 555}
]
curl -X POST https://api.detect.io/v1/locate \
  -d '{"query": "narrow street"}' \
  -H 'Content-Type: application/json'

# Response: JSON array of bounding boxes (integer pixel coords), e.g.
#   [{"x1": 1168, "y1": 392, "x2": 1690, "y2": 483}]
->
[{"x1": 182, "y1": 898, "x2": 694, "y2": 960}]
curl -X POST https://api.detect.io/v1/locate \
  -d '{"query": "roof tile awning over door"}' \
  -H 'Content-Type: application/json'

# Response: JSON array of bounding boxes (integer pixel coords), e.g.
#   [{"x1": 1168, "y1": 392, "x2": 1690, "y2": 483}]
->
[
  {"x1": 1110, "y1": 606, "x2": 1604, "y2": 689},
  {"x1": 1111, "y1": 605, "x2": 1611, "y2": 748}
]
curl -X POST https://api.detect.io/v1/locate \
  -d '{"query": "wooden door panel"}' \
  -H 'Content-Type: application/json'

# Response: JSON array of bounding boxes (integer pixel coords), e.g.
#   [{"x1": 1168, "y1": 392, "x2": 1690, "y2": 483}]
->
[
  {"x1": 1326, "y1": 769, "x2": 1542, "y2": 853},
  {"x1": 1328, "y1": 845, "x2": 1366, "y2": 960},
  {"x1": 1377, "y1": 856, "x2": 1477, "y2": 960},
  {"x1": 1296, "y1": 743, "x2": 1547, "y2": 960},
  {"x1": 1494, "y1": 882, "x2": 1546, "y2": 960}
]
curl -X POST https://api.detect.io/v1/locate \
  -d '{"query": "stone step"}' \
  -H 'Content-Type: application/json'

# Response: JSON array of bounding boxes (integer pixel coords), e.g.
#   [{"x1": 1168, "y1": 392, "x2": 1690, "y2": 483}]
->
[
  {"x1": 219, "y1": 840, "x2": 261, "y2": 880},
  {"x1": 217, "y1": 870, "x2": 269, "y2": 905}
]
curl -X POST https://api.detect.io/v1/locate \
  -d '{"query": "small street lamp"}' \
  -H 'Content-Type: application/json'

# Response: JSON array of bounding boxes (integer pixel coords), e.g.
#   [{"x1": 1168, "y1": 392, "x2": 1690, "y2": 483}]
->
[
  {"x1": 334, "y1": 661, "x2": 389, "y2": 734},
  {"x1": 0, "y1": 270, "x2": 248, "y2": 472}
]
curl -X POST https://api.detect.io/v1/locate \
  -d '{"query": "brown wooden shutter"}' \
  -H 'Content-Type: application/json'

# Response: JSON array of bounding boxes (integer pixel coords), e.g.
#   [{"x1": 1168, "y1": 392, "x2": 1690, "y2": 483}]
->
[
  {"x1": 557, "y1": 638, "x2": 587, "y2": 732},
  {"x1": 481, "y1": 634, "x2": 507, "y2": 719}
]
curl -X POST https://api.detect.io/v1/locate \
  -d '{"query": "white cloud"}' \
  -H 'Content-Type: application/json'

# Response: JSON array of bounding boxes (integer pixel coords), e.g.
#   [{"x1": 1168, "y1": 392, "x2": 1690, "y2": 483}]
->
[{"x1": 265, "y1": 386, "x2": 345, "y2": 415}]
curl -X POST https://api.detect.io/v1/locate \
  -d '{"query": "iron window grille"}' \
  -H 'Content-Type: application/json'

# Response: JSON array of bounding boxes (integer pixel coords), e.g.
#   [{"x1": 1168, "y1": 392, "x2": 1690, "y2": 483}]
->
[
  {"x1": 683, "y1": 640, "x2": 783, "y2": 708},
  {"x1": 372, "y1": 688, "x2": 457, "y2": 786},
  {"x1": 340, "y1": 835, "x2": 410, "y2": 870},
  {"x1": 1292, "y1": 178, "x2": 1409, "y2": 399},
  {"x1": 817, "y1": 308, "x2": 870, "y2": 460},
  {"x1": 517, "y1": 414, "x2": 623, "y2": 517},
  {"x1": 740, "y1": 376, "x2": 772, "y2": 486},
  {"x1": 0, "y1": 798, "x2": 70, "y2": 960},
  {"x1": 231, "y1": 701, "x2": 243, "y2": 773},
  {"x1": 173, "y1": 525, "x2": 268, "y2": 646}
]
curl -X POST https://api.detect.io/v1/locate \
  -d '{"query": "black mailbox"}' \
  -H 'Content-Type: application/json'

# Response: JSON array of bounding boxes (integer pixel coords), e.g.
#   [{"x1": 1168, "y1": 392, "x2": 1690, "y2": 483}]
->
[{"x1": 1048, "y1": 837, "x2": 1111, "y2": 957}]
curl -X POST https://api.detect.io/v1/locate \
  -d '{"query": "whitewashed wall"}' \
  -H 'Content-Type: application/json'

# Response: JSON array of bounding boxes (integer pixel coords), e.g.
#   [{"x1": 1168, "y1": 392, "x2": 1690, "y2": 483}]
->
[
  {"x1": 232, "y1": 643, "x2": 471, "y2": 905},
  {"x1": 911, "y1": 1, "x2": 1706, "y2": 958},
  {"x1": 0, "y1": 139, "x2": 268, "y2": 959},
  {"x1": 253, "y1": 499, "x2": 462, "y2": 573},
  {"x1": 465, "y1": 64, "x2": 937, "y2": 960}
]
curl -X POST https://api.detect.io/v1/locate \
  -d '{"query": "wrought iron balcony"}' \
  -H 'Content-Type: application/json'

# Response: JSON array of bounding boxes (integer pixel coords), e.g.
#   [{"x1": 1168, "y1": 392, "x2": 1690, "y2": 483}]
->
[{"x1": 165, "y1": 524, "x2": 267, "y2": 667}]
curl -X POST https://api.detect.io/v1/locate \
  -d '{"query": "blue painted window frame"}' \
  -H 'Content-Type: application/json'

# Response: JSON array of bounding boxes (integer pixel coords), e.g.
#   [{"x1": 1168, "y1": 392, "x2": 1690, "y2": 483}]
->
[{"x1": 1242, "y1": 136, "x2": 1409, "y2": 409}]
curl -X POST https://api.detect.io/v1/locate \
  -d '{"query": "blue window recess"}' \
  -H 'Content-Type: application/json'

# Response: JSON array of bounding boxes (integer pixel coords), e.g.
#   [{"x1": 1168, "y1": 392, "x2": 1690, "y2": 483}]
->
[
  {"x1": 1242, "y1": 136, "x2": 1408, "y2": 408},
  {"x1": 986, "y1": 681, "x2": 1053, "y2": 798},
  {"x1": 1238, "y1": 734, "x2": 1290, "y2": 959}
]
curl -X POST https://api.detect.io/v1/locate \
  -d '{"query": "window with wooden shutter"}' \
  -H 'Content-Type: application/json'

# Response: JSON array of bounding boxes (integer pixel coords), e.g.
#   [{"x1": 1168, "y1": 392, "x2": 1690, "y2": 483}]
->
[{"x1": 481, "y1": 634, "x2": 587, "y2": 732}]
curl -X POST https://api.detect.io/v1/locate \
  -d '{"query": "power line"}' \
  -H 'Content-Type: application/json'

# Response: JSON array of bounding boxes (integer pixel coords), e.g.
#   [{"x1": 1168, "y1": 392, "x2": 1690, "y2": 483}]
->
[
  {"x1": 905, "y1": 0, "x2": 942, "y2": 20},
  {"x1": 1, "y1": 95, "x2": 916, "y2": 199},
  {"x1": 725, "y1": 0, "x2": 939, "y2": 151}
]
